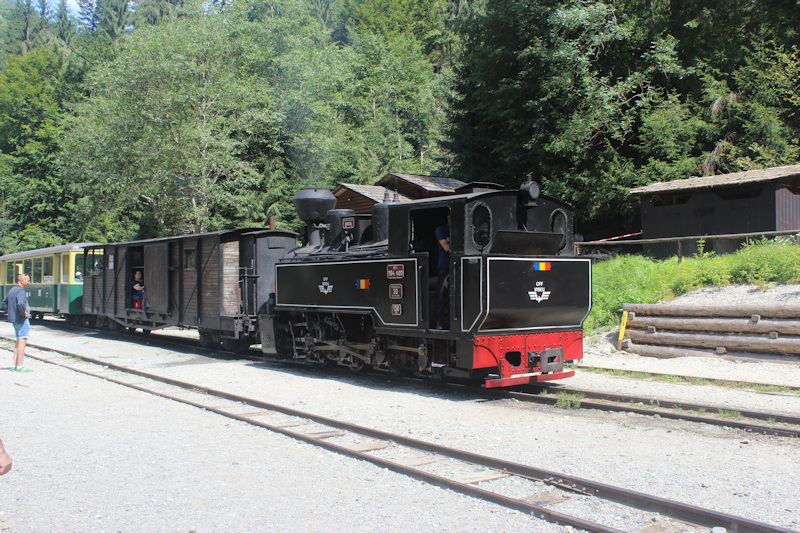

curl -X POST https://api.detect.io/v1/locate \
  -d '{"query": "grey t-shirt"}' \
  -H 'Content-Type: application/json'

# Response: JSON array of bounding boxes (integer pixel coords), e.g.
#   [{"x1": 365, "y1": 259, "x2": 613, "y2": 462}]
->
[{"x1": 2, "y1": 285, "x2": 28, "y2": 324}]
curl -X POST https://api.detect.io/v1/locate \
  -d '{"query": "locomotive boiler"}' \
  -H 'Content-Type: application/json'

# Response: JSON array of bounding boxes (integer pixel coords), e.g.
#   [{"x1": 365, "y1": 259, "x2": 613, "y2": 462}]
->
[{"x1": 262, "y1": 180, "x2": 592, "y2": 387}]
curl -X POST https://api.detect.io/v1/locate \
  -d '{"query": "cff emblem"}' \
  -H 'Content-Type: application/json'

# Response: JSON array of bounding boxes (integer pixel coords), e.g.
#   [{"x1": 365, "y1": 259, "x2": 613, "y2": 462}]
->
[
  {"x1": 319, "y1": 277, "x2": 334, "y2": 295},
  {"x1": 528, "y1": 281, "x2": 551, "y2": 303}
]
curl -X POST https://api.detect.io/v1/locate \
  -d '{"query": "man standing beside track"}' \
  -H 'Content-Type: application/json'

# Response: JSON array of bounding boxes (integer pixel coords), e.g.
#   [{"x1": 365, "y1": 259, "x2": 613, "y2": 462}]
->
[{"x1": 1, "y1": 273, "x2": 32, "y2": 372}]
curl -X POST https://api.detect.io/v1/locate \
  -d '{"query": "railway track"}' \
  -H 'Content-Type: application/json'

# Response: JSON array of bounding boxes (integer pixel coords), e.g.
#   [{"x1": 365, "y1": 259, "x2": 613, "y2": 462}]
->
[
  {"x1": 6, "y1": 341, "x2": 796, "y2": 533},
  {"x1": 493, "y1": 385, "x2": 800, "y2": 438},
  {"x1": 14, "y1": 319, "x2": 800, "y2": 439}
]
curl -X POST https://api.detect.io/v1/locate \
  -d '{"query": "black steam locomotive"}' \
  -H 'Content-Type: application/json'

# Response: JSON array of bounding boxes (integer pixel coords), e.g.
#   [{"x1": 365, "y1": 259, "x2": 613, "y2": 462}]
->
[
  {"x1": 38, "y1": 179, "x2": 591, "y2": 388},
  {"x1": 264, "y1": 180, "x2": 591, "y2": 387}
]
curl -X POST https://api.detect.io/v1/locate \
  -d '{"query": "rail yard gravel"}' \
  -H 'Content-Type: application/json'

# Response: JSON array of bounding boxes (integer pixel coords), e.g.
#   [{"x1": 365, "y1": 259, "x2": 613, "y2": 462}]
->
[{"x1": 1, "y1": 284, "x2": 799, "y2": 532}]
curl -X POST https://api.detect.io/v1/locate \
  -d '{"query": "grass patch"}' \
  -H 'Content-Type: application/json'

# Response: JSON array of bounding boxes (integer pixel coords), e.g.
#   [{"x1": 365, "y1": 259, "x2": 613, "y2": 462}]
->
[
  {"x1": 555, "y1": 392, "x2": 583, "y2": 409},
  {"x1": 754, "y1": 384, "x2": 792, "y2": 393},
  {"x1": 585, "y1": 239, "x2": 800, "y2": 334},
  {"x1": 717, "y1": 409, "x2": 744, "y2": 420},
  {"x1": 654, "y1": 374, "x2": 685, "y2": 383}
]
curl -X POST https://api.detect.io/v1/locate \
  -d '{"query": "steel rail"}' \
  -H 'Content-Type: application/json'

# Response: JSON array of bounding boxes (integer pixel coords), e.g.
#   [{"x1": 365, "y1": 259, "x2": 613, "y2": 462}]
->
[
  {"x1": 573, "y1": 365, "x2": 800, "y2": 394},
  {"x1": 548, "y1": 387, "x2": 800, "y2": 425},
  {"x1": 494, "y1": 388, "x2": 800, "y2": 438},
  {"x1": 13, "y1": 342, "x2": 795, "y2": 533}
]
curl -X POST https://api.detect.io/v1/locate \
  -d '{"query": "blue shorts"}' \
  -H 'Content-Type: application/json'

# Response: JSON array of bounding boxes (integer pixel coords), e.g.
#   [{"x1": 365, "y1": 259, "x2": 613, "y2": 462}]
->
[{"x1": 13, "y1": 319, "x2": 30, "y2": 339}]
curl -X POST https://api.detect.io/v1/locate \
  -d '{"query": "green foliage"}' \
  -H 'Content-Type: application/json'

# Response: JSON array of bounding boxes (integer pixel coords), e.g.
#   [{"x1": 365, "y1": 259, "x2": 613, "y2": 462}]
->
[
  {"x1": 729, "y1": 238, "x2": 800, "y2": 284},
  {"x1": 0, "y1": 47, "x2": 74, "y2": 252},
  {"x1": 63, "y1": 3, "x2": 291, "y2": 236},
  {"x1": 585, "y1": 240, "x2": 800, "y2": 333},
  {"x1": 449, "y1": 0, "x2": 800, "y2": 236}
]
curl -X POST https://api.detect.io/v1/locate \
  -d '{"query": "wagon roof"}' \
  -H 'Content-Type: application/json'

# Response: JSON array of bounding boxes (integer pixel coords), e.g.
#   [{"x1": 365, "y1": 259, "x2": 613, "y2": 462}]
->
[
  {"x1": 0, "y1": 243, "x2": 101, "y2": 261},
  {"x1": 630, "y1": 164, "x2": 800, "y2": 195},
  {"x1": 82, "y1": 228, "x2": 270, "y2": 248}
]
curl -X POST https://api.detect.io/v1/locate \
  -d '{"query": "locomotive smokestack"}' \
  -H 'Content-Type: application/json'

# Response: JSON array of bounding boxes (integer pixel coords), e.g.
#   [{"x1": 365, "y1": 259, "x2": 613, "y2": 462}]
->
[{"x1": 293, "y1": 188, "x2": 337, "y2": 247}]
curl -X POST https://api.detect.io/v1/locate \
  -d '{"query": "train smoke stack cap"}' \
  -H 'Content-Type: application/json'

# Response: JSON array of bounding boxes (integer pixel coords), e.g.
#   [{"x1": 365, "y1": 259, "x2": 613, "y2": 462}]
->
[{"x1": 293, "y1": 188, "x2": 337, "y2": 223}]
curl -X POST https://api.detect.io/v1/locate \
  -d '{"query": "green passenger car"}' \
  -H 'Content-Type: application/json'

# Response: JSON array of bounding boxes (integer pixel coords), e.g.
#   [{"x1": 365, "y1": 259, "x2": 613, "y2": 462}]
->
[{"x1": 0, "y1": 244, "x2": 100, "y2": 318}]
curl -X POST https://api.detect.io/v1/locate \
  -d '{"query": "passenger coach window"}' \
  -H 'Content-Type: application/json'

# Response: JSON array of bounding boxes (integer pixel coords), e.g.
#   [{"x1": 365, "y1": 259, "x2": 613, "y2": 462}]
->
[
  {"x1": 184, "y1": 249, "x2": 196, "y2": 269},
  {"x1": 33, "y1": 258, "x2": 42, "y2": 283},
  {"x1": 75, "y1": 255, "x2": 85, "y2": 282},
  {"x1": 62, "y1": 256, "x2": 69, "y2": 283},
  {"x1": 23, "y1": 259, "x2": 32, "y2": 279},
  {"x1": 6, "y1": 262, "x2": 15, "y2": 284},
  {"x1": 43, "y1": 257, "x2": 53, "y2": 283}
]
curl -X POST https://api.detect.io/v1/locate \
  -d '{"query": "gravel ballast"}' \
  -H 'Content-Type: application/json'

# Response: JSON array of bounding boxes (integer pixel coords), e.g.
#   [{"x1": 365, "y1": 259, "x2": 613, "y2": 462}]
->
[{"x1": 1, "y1": 284, "x2": 799, "y2": 531}]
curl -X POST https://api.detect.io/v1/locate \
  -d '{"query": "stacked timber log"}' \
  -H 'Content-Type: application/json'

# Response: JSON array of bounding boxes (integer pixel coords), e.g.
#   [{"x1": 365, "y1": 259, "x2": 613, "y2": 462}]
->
[{"x1": 620, "y1": 303, "x2": 800, "y2": 361}]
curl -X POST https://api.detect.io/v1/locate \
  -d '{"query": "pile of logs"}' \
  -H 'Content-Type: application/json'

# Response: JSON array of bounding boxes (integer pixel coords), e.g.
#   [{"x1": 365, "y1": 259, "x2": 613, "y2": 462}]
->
[{"x1": 619, "y1": 303, "x2": 800, "y2": 361}]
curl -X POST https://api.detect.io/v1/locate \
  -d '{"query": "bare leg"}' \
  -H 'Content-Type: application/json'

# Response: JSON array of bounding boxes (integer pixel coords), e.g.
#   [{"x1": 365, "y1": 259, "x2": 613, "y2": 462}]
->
[{"x1": 14, "y1": 338, "x2": 26, "y2": 368}]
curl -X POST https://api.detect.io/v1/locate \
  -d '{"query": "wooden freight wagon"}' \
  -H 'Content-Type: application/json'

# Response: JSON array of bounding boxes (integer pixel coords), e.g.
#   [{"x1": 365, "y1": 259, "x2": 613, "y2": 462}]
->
[{"x1": 82, "y1": 229, "x2": 297, "y2": 349}]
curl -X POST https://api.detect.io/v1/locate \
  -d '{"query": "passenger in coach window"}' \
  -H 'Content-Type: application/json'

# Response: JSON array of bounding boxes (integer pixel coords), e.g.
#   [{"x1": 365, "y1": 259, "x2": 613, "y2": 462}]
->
[{"x1": 132, "y1": 270, "x2": 144, "y2": 308}]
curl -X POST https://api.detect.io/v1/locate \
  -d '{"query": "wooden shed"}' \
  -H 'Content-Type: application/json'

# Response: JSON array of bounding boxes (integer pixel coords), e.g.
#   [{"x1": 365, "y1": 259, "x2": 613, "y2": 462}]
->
[
  {"x1": 333, "y1": 173, "x2": 466, "y2": 214},
  {"x1": 630, "y1": 165, "x2": 800, "y2": 257},
  {"x1": 333, "y1": 184, "x2": 413, "y2": 214}
]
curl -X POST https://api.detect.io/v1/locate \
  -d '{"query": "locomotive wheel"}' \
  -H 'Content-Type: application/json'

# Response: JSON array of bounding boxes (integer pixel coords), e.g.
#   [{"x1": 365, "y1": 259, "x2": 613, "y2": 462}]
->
[{"x1": 348, "y1": 359, "x2": 365, "y2": 372}]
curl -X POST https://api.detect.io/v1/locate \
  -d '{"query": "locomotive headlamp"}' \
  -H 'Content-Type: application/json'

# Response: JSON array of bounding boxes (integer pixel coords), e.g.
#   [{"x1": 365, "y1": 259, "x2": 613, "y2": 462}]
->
[{"x1": 520, "y1": 181, "x2": 541, "y2": 200}]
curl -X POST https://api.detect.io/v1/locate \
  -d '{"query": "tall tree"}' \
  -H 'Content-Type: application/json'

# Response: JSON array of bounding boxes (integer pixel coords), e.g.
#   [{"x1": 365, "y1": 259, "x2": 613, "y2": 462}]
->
[
  {"x1": 62, "y1": 0, "x2": 338, "y2": 237},
  {"x1": 0, "y1": 47, "x2": 72, "y2": 251},
  {"x1": 448, "y1": 0, "x2": 800, "y2": 235},
  {"x1": 77, "y1": 0, "x2": 99, "y2": 33},
  {"x1": 96, "y1": 0, "x2": 132, "y2": 41}
]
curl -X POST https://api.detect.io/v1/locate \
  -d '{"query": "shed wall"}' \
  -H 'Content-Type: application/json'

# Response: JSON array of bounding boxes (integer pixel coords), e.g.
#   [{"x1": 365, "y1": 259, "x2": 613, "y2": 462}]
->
[{"x1": 776, "y1": 186, "x2": 800, "y2": 231}]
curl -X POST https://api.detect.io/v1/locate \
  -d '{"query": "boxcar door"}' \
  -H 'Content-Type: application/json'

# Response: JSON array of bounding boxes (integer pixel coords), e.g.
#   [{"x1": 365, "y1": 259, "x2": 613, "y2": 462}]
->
[{"x1": 144, "y1": 243, "x2": 169, "y2": 313}]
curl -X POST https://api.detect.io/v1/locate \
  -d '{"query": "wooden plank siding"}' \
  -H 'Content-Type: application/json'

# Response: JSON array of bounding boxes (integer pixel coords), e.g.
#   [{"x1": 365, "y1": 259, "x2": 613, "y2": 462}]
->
[
  {"x1": 199, "y1": 235, "x2": 220, "y2": 320},
  {"x1": 221, "y1": 240, "x2": 240, "y2": 316}
]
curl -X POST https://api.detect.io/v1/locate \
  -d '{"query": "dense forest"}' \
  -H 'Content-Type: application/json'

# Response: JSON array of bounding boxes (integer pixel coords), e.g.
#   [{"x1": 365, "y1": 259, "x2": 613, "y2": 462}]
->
[{"x1": 0, "y1": 0, "x2": 798, "y2": 252}]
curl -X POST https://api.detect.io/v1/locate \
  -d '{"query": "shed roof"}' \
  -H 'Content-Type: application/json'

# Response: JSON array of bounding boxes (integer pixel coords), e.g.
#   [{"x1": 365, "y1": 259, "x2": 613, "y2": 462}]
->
[
  {"x1": 376, "y1": 172, "x2": 467, "y2": 193},
  {"x1": 335, "y1": 183, "x2": 413, "y2": 204},
  {"x1": 630, "y1": 164, "x2": 800, "y2": 195}
]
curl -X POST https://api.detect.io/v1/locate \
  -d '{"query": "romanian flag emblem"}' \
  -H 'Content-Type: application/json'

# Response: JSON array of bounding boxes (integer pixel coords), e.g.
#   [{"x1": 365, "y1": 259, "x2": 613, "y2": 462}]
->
[
  {"x1": 356, "y1": 279, "x2": 370, "y2": 289},
  {"x1": 534, "y1": 262, "x2": 551, "y2": 271}
]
